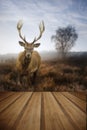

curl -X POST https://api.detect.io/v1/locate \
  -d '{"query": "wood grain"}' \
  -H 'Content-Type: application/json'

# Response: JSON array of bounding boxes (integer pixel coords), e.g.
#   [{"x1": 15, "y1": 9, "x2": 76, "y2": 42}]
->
[
  {"x1": 61, "y1": 92, "x2": 86, "y2": 113},
  {"x1": 15, "y1": 92, "x2": 41, "y2": 130},
  {"x1": 0, "y1": 92, "x2": 86, "y2": 130},
  {"x1": 0, "y1": 92, "x2": 23, "y2": 113},
  {"x1": 43, "y1": 92, "x2": 76, "y2": 130},
  {"x1": 53, "y1": 92, "x2": 86, "y2": 130},
  {"x1": 70, "y1": 92, "x2": 86, "y2": 101},
  {"x1": 0, "y1": 92, "x2": 32, "y2": 130},
  {"x1": 0, "y1": 92, "x2": 14, "y2": 102}
]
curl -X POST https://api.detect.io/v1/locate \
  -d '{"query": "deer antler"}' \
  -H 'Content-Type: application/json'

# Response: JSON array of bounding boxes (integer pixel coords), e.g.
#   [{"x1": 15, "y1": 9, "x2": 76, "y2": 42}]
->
[
  {"x1": 17, "y1": 20, "x2": 28, "y2": 43},
  {"x1": 31, "y1": 21, "x2": 45, "y2": 44}
]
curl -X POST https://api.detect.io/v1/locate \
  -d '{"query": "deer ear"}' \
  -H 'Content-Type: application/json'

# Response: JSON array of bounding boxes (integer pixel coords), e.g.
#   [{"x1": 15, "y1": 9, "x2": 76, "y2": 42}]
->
[
  {"x1": 34, "y1": 43, "x2": 40, "y2": 48},
  {"x1": 19, "y1": 41, "x2": 25, "y2": 46}
]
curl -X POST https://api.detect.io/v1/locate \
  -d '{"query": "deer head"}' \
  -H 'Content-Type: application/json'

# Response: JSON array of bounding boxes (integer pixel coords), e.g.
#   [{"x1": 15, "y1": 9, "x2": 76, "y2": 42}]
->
[{"x1": 17, "y1": 20, "x2": 45, "y2": 59}]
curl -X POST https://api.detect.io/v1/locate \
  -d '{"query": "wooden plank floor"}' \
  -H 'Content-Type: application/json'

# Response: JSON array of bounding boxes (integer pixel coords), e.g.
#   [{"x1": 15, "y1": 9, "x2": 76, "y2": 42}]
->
[{"x1": 0, "y1": 92, "x2": 86, "y2": 130}]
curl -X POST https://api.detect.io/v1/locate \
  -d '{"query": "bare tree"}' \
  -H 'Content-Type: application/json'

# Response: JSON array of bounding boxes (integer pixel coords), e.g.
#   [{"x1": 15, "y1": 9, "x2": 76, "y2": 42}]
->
[{"x1": 51, "y1": 25, "x2": 78, "y2": 58}]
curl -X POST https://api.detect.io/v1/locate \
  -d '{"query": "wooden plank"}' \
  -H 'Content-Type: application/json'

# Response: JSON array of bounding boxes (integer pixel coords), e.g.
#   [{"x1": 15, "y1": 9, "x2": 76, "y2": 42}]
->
[
  {"x1": 0, "y1": 92, "x2": 23, "y2": 113},
  {"x1": 0, "y1": 92, "x2": 14, "y2": 102},
  {"x1": 0, "y1": 92, "x2": 32, "y2": 130},
  {"x1": 62, "y1": 92, "x2": 86, "y2": 113},
  {"x1": 53, "y1": 92, "x2": 86, "y2": 130},
  {"x1": 70, "y1": 92, "x2": 86, "y2": 101},
  {"x1": 42, "y1": 92, "x2": 76, "y2": 130},
  {"x1": 0, "y1": 92, "x2": 86, "y2": 130},
  {"x1": 15, "y1": 92, "x2": 41, "y2": 130}
]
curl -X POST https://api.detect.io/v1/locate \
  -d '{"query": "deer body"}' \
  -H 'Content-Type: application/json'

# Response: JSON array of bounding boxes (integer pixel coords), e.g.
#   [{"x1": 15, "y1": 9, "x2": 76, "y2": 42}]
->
[
  {"x1": 16, "y1": 20, "x2": 45, "y2": 85},
  {"x1": 16, "y1": 51, "x2": 41, "y2": 74}
]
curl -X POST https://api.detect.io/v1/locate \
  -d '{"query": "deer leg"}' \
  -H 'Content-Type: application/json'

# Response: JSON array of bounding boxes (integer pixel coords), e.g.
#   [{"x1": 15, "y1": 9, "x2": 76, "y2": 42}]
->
[
  {"x1": 32, "y1": 71, "x2": 37, "y2": 85},
  {"x1": 16, "y1": 73, "x2": 21, "y2": 86},
  {"x1": 34, "y1": 71, "x2": 37, "y2": 80},
  {"x1": 21, "y1": 75, "x2": 27, "y2": 88},
  {"x1": 27, "y1": 74, "x2": 32, "y2": 86}
]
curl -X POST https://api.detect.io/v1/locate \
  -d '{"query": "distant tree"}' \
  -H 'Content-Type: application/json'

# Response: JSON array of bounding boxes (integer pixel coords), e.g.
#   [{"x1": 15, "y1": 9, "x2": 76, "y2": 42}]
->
[{"x1": 51, "y1": 25, "x2": 78, "y2": 58}]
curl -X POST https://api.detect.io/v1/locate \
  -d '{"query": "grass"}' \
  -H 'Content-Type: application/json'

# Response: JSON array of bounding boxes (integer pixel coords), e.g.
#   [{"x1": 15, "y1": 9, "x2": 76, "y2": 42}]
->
[{"x1": 0, "y1": 55, "x2": 87, "y2": 92}]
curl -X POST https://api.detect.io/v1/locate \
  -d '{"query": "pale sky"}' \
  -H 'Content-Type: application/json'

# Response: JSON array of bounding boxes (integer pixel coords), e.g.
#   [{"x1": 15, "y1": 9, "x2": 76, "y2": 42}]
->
[{"x1": 0, "y1": 0, "x2": 87, "y2": 54}]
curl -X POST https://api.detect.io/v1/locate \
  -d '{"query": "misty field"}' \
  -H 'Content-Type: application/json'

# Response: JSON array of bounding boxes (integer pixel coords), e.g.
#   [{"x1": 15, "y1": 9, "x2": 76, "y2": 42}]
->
[{"x1": 0, "y1": 54, "x2": 87, "y2": 92}]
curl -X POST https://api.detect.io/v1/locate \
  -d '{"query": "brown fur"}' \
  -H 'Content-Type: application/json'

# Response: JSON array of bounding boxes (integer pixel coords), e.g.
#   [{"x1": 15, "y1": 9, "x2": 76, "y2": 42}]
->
[{"x1": 16, "y1": 50, "x2": 41, "y2": 85}]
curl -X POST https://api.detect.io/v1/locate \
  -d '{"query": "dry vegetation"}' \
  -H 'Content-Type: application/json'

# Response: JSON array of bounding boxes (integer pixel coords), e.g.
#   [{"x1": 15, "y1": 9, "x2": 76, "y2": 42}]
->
[{"x1": 0, "y1": 54, "x2": 87, "y2": 92}]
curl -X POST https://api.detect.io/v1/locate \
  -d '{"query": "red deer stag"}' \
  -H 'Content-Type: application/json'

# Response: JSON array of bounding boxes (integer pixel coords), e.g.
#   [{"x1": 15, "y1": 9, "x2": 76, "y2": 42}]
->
[{"x1": 16, "y1": 20, "x2": 45, "y2": 86}]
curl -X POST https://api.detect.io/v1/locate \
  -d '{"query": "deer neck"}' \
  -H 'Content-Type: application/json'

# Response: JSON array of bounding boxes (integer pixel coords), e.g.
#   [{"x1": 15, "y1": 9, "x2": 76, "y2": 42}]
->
[{"x1": 22, "y1": 51, "x2": 31, "y2": 70}]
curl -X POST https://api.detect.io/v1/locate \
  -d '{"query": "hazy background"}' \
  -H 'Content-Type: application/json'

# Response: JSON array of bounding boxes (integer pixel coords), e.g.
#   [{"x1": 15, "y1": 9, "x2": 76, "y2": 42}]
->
[{"x1": 0, "y1": 0, "x2": 87, "y2": 54}]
